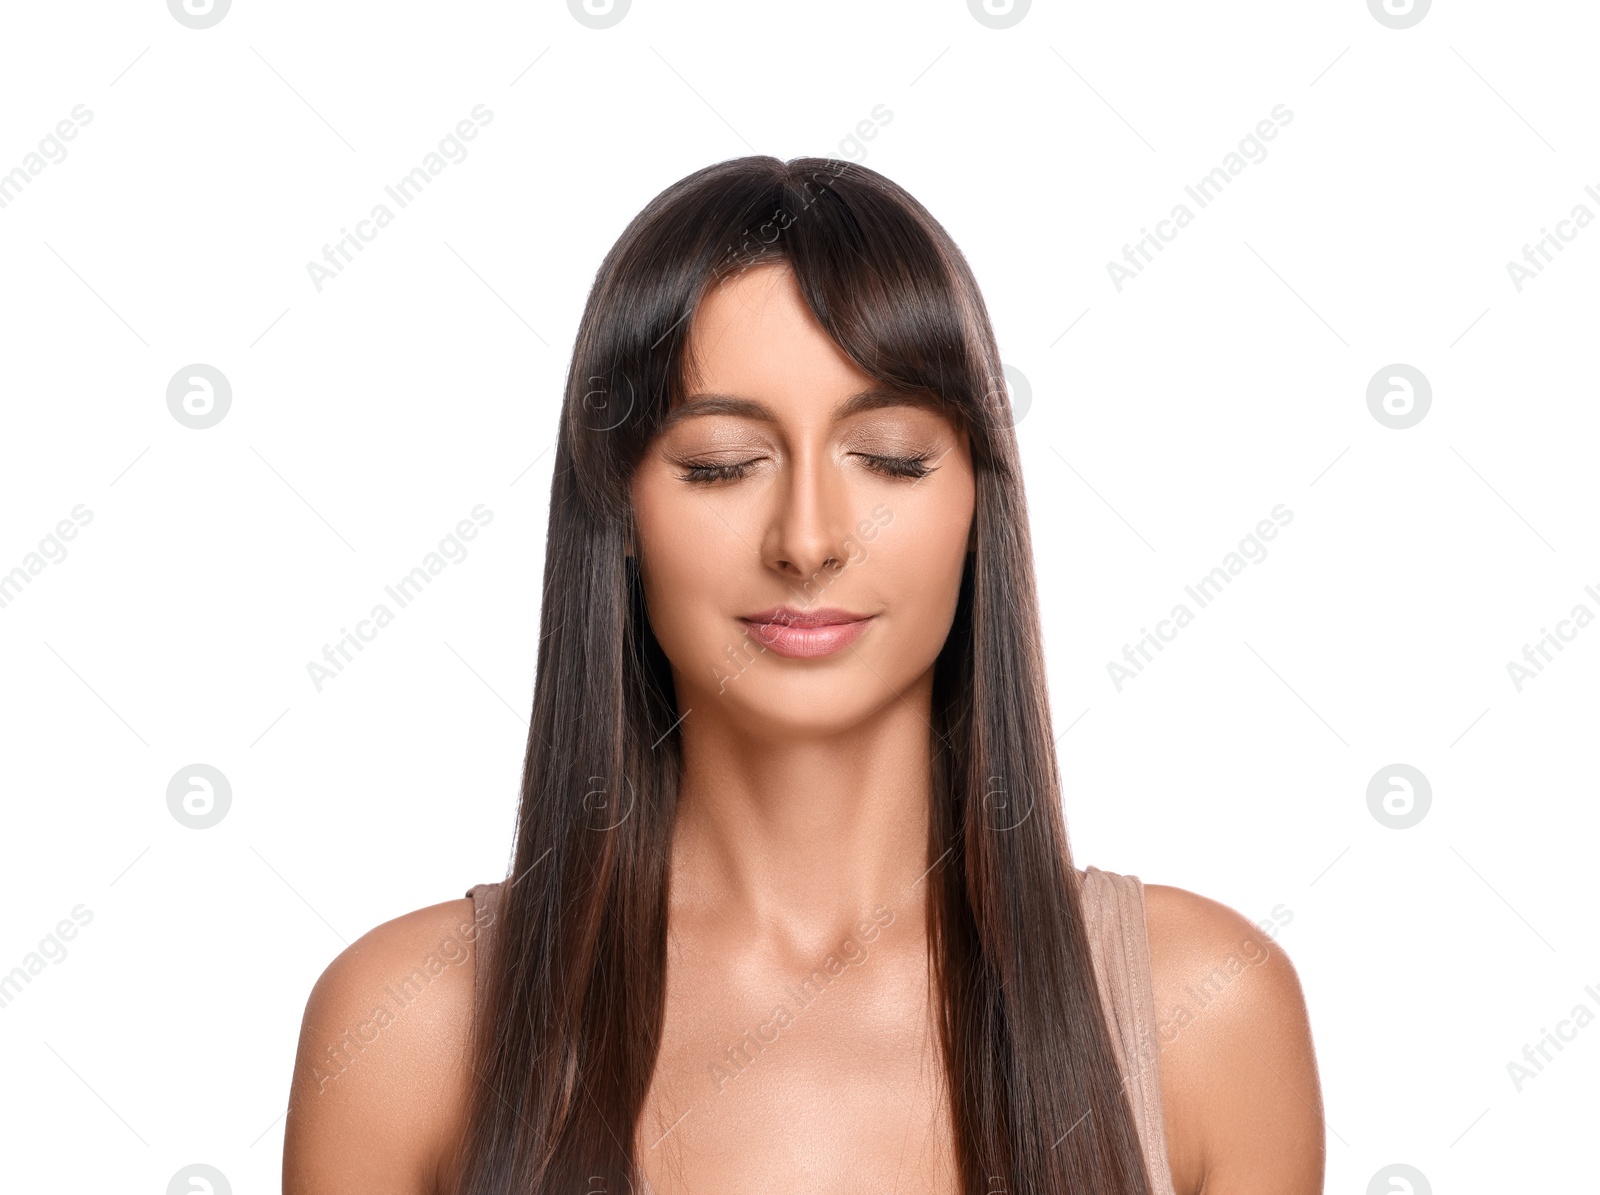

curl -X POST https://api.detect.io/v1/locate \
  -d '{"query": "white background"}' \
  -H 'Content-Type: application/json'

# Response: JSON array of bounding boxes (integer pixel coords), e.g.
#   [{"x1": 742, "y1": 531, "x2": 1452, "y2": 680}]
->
[{"x1": 1, "y1": 0, "x2": 1596, "y2": 1191}]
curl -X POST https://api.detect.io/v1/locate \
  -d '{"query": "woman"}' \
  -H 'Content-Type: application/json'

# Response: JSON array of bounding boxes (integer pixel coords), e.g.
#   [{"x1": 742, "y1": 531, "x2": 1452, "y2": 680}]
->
[{"x1": 282, "y1": 156, "x2": 1323, "y2": 1194}]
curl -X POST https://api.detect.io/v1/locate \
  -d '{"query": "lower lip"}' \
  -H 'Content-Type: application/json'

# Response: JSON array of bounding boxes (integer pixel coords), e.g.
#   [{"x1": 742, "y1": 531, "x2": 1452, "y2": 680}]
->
[{"x1": 740, "y1": 616, "x2": 874, "y2": 659}]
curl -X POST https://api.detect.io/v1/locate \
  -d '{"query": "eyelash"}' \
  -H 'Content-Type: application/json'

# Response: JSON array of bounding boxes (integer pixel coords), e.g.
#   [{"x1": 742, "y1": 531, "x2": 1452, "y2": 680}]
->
[{"x1": 677, "y1": 452, "x2": 938, "y2": 485}]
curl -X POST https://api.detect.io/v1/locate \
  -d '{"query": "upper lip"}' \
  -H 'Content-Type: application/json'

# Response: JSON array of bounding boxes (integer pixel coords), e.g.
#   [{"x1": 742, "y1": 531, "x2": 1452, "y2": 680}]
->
[{"x1": 741, "y1": 606, "x2": 874, "y2": 628}]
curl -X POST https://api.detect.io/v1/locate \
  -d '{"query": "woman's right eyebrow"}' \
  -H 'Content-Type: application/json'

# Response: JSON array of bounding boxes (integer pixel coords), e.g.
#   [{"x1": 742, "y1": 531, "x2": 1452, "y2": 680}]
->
[{"x1": 659, "y1": 388, "x2": 941, "y2": 435}]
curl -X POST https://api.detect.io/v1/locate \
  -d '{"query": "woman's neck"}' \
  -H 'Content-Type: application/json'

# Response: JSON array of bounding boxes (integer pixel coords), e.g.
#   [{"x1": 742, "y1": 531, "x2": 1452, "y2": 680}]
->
[{"x1": 667, "y1": 684, "x2": 938, "y2": 954}]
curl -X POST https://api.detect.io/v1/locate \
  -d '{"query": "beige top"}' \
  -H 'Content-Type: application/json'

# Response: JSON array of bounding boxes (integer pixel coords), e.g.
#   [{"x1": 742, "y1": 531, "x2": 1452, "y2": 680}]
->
[{"x1": 465, "y1": 863, "x2": 1174, "y2": 1194}]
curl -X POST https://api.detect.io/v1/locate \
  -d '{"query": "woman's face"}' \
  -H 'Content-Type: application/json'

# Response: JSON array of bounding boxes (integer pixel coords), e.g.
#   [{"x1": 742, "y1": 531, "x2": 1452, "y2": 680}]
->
[{"x1": 629, "y1": 261, "x2": 976, "y2": 736}]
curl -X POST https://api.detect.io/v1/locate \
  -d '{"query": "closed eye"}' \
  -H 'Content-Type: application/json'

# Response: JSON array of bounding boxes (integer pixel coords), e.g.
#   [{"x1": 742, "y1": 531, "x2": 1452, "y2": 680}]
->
[
  {"x1": 858, "y1": 451, "x2": 937, "y2": 480},
  {"x1": 675, "y1": 453, "x2": 938, "y2": 485},
  {"x1": 676, "y1": 458, "x2": 762, "y2": 484}
]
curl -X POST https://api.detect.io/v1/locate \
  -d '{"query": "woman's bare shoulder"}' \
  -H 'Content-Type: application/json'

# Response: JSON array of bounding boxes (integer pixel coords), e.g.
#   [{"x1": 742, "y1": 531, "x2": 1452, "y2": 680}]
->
[
  {"x1": 1141, "y1": 882, "x2": 1325, "y2": 1195},
  {"x1": 283, "y1": 896, "x2": 486, "y2": 1195}
]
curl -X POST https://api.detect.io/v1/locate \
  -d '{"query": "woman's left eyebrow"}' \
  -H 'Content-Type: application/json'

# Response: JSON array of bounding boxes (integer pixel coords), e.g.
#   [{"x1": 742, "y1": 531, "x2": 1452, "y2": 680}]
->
[{"x1": 659, "y1": 387, "x2": 943, "y2": 434}]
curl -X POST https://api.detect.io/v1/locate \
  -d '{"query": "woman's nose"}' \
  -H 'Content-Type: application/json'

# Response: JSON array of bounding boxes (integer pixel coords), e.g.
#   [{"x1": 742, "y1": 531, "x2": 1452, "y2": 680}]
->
[{"x1": 761, "y1": 449, "x2": 854, "y2": 584}]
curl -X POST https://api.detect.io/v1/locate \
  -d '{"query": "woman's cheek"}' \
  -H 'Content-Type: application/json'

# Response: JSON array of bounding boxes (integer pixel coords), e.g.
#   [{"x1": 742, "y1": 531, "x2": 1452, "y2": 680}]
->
[{"x1": 881, "y1": 509, "x2": 968, "y2": 640}]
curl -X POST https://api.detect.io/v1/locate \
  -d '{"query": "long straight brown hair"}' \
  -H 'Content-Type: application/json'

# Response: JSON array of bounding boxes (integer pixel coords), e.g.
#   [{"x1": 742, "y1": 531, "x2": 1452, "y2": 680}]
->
[{"x1": 452, "y1": 156, "x2": 1155, "y2": 1195}]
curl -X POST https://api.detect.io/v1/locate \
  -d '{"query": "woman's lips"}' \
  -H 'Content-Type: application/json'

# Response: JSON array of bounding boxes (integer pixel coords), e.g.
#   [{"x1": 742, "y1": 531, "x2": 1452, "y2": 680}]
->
[{"x1": 740, "y1": 614, "x2": 875, "y2": 659}]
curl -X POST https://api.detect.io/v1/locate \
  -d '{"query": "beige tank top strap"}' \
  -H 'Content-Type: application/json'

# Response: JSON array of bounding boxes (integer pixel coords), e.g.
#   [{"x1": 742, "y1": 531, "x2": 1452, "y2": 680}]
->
[
  {"x1": 465, "y1": 881, "x2": 504, "y2": 1013},
  {"x1": 1078, "y1": 865, "x2": 1177, "y2": 1195}
]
